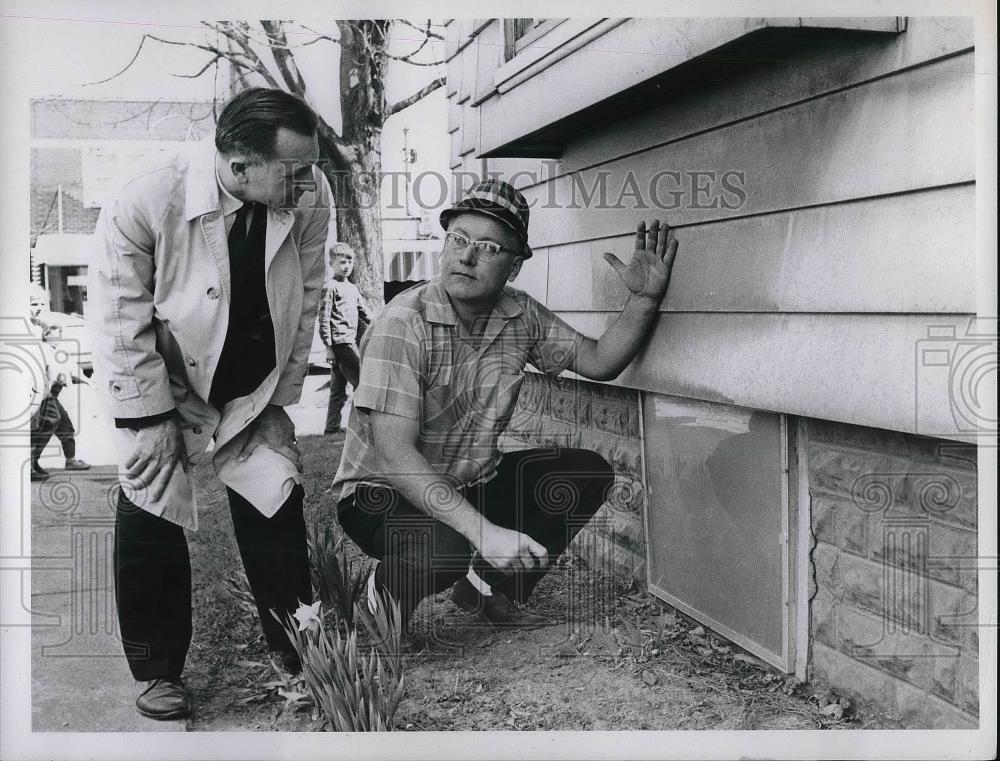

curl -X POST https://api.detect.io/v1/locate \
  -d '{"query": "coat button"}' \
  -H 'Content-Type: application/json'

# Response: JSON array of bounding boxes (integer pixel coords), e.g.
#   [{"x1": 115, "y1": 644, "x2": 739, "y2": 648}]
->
[
  {"x1": 207, "y1": 287, "x2": 220, "y2": 299},
  {"x1": 185, "y1": 356, "x2": 197, "y2": 367},
  {"x1": 193, "y1": 426, "x2": 202, "y2": 435}
]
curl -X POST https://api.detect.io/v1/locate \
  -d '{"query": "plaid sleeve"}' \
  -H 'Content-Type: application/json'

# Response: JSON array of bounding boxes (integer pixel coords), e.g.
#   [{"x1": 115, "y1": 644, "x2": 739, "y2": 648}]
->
[
  {"x1": 526, "y1": 297, "x2": 586, "y2": 376},
  {"x1": 318, "y1": 283, "x2": 333, "y2": 347},
  {"x1": 353, "y1": 314, "x2": 424, "y2": 418}
]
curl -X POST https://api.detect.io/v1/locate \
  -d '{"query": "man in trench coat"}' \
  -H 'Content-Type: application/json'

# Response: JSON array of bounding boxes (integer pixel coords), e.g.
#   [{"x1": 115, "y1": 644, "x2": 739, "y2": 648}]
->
[{"x1": 88, "y1": 88, "x2": 330, "y2": 720}]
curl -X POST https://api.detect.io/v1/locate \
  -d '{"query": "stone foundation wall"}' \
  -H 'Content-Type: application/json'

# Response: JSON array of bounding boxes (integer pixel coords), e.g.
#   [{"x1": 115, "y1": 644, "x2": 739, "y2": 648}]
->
[
  {"x1": 805, "y1": 419, "x2": 979, "y2": 728},
  {"x1": 501, "y1": 373, "x2": 646, "y2": 583}
]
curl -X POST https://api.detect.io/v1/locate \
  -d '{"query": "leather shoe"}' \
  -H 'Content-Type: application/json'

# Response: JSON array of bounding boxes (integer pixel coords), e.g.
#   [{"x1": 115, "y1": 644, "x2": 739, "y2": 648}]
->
[
  {"x1": 136, "y1": 677, "x2": 190, "y2": 720},
  {"x1": 451, "y1": 577, "x2": 551, "y2": 629}
]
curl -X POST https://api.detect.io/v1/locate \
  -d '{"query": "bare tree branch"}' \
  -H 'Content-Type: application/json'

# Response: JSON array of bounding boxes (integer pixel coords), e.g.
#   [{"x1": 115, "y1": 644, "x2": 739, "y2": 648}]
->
[
  {"x1": 214, "y1": 20, "x2": 282, "y2": 89},
  {"x1": 297, "y1": 23, "x2": 341, "y2": 46},
  {"x1": 174, "y1": 54, "x2": 224, "y2": 79},
  {"x1": 385, "y1": 20, "x2": 446, "y2": 66},
  {"x1": 394, "y1": 18, "x2": 445, "y2": 41},
  {"x1": 392, "y1": 20, "x2": 432, "y2": 60},
  {"x1": 260, "y1": 20, "x2": 307, "y2": 95},
  {"x1": 386, "y1": 77, "x2": 445, "y2": 116},
  {"x1": 83, "y1": 34, "x2": 196, "y2": 86},
  {"x1": 384, "y1": 54, "x2": 448, "y2": 67}
]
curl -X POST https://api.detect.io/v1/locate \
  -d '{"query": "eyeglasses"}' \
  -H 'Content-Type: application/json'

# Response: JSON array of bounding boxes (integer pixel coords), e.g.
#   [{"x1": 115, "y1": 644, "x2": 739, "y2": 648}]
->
[{"x1": 444, "y1": 231, "x2": 516, "y2": 259}]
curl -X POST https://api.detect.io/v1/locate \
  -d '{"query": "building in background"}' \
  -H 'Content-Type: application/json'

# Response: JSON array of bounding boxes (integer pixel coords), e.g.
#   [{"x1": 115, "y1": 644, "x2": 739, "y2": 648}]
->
[
  {"x1": 30, "y1": 98, "x2": 215, "y2": 314},
  {"x1": 30, "y1": 92, "x2": 450, "y2": 316},
  {"x1": 445, "y1": 18, "x2": 984, "y2": 728}
]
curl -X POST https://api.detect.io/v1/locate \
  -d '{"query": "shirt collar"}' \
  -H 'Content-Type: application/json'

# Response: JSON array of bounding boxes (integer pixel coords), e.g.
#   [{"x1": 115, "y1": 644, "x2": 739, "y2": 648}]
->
[
  {"x1": 420, "y1": 278, "x2": 525, "y2": 325},
  {"x1": 215, "y1": 160, "x2": 245, "y2": 217}
]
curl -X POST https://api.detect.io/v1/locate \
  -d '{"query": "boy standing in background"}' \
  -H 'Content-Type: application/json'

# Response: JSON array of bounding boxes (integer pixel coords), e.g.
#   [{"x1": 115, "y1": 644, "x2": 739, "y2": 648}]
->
[{"x1": 320, "y1": 243, "x2": 370, "y2": 434}]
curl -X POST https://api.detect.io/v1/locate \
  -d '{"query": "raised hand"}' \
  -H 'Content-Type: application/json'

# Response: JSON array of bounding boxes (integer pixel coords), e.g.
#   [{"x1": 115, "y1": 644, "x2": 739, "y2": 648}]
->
[{"x1": 601, "y1": 219, "x2": 679, "y2": 303}]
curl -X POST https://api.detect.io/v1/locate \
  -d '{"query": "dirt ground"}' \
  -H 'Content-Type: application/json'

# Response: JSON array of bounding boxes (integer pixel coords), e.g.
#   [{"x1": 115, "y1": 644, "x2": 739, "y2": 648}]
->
[{"x1": 183, "y1": 434, "x2": 901, "y2": 732}]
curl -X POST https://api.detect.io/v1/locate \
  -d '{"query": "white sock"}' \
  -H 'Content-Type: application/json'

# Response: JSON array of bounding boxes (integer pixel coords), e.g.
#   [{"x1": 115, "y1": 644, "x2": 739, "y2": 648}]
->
[{"x1": 466, "y1": 567, "x2": 493, "y2": 596}]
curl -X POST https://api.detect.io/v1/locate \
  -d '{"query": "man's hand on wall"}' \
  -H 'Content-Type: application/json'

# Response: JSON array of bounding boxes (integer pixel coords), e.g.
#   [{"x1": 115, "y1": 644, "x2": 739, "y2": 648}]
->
[
  {"x1": 124, "y1": 418, "x2": 184, "y2": 502},
  {"x1": 602, "y1": 219, "x2": 679, "y2": 304},
  {"x1": 237, "y1": 404, "x2": 302, "y2": 472},
  {"x1": 477, "y1": 523, "x2": 549, "y2": 573}
]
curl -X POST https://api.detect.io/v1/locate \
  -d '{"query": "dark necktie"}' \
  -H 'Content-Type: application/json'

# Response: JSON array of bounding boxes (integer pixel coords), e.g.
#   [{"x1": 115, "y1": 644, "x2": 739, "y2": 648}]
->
[
  {"x1": 227, "y1": 202, "x2": 252, "y2": 252},
  {"x1": 210, "y1": 201, "x2": 275, "y2": 407}
]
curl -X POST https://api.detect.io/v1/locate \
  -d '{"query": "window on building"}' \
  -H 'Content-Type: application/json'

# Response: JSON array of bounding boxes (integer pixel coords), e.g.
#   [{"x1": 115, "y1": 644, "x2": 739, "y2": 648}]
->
[
  {"x1": 502, "y1": 18, "x2": 564, "y2": 60},
  {"x1": 642, "y1": 393, "x2": 795, "y2": 671}
]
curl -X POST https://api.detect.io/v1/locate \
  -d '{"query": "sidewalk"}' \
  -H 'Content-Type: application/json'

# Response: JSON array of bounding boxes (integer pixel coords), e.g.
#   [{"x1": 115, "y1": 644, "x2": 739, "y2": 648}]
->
[
  {"x1": 29, "y1": 376, "x2": 337, "y2": 731},
  {"x1": 30, "y1": 465, "x2": 187, "y2": 731}
]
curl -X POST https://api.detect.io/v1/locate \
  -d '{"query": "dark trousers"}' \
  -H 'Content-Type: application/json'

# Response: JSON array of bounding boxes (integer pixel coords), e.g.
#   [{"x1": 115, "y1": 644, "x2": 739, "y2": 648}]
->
[
  {"x1": 337, "y1": 448, "x2": 614, "y2": 627},
  {"x1": 114, "y1": 484, "x2": 311, "y2": 680},
  {"x1": 325, "y1": 343, "x2": 361, "y2": 433},
  {"x1": 30, "y1": 396, "x2": 75, "y2": 463}
]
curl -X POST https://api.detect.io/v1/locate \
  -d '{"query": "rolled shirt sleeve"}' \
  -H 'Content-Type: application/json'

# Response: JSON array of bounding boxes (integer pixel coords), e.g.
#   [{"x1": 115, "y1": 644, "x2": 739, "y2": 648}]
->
[
  {"x1": 526, "y1": 297, "x2": 586, "y2": 376},
  {"x1": 352, "y1": 315, "x2": 424, "y2": 419}
]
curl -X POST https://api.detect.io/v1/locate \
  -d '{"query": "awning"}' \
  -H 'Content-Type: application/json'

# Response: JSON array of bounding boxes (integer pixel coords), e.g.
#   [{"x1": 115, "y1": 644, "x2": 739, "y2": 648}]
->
[
  {"x1": 32, "y1": 234, "x2": 94, "y2": 267},
  {"x1": 383, "y1": 239, "x2": 442, "y2": 282}
]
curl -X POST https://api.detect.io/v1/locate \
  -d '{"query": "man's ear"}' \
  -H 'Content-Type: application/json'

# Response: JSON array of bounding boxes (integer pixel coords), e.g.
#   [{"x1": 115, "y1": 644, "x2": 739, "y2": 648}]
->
[
  {"x1": 507, "y1": 257, "x2": 523, "y2": 281},
  {"x1": 229, "y1": 160, "x2": 249, "y2": 182}
]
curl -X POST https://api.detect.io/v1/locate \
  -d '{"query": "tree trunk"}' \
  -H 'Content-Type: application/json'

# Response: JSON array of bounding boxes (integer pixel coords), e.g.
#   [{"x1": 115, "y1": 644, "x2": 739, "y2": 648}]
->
[
  {"x1": 325, "y1": 19, "x2": 391, "y2": 315},
  {"x1": 318, "y1": 124, "x2": 385, "y2": 315}
]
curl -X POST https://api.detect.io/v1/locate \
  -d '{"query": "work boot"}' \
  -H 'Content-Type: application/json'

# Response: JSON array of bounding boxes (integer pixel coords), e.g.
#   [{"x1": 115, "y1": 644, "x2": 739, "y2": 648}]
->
[
  {"x1": 135, "y1": 677, "x2": 191, "y2": 720},
  {"x1": 451, "y1": 576, "x2": 551, "y2": 629}
]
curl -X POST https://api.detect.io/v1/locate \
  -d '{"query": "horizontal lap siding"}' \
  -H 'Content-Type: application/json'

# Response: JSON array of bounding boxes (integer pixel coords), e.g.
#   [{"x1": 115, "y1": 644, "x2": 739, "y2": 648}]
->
[
  {"x1": 525, "y1": 53, "x2": 974, "y2": 246},
  {"x1": 522, "y1": 30, "x2": 971, "y2": 436},
  {"x1": 557, "y1": 312, "x2": 977, "y2": 439},
  {"x1": 453, "y1": 19, "x2": 976, "y2": 435},
  {"x1": 546, "y1": 183, "x2": 975, "y2": 313},
  {"x1": 554, "y1": 18, "x2": 972, "y2": 177}
]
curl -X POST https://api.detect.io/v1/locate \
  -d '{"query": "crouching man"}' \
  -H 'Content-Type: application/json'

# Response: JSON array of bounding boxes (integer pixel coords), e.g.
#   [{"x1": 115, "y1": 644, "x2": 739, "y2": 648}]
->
[{"x1": 332, "y1": 179, "x2": 678, "y2": 643}]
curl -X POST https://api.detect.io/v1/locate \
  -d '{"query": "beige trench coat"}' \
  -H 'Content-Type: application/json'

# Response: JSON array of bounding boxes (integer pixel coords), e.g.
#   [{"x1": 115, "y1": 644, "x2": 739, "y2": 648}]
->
[{"x1": 87, "y1": 141, "x2": 331, "y2": 529}]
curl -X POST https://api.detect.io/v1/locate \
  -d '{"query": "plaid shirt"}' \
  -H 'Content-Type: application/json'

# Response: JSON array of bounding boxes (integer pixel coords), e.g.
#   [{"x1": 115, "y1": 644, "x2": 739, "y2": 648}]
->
[
  {"x1": 319, "y1": 276, "x2": 369, "y2": 346},
  {"x1": 333, "y1": 278, "x2": 585, "y2": 501}
]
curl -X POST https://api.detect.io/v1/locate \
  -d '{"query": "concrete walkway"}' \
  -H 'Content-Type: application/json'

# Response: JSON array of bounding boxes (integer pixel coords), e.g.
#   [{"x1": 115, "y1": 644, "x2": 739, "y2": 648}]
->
[
  {"x1": 30, "y1": 465, "x2": 187, "y2": 731},
  {"x1": 28, "y1": 375, "x2": 338, "y2": 731}
]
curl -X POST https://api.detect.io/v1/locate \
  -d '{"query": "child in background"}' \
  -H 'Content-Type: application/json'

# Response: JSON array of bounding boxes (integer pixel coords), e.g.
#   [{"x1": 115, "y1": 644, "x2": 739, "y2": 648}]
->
[
  {"x1": 319, "y1": 243, "x2": 370, "y2": 434},
  {"x1": 28, "y1": 311, "x2": 91, "y2": 480}
]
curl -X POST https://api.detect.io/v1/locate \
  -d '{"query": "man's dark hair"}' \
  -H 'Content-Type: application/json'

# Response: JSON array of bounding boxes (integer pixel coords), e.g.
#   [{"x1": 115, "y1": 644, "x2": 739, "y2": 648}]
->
[{"x1": 215, "y1": 87, "x2": 318, "y2": 163}]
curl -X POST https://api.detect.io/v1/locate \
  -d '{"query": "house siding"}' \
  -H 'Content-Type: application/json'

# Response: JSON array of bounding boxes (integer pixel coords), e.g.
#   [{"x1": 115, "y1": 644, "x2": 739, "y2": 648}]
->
[{"x1": 445, "y1": 17, "x2": 980, "y2": 727}]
